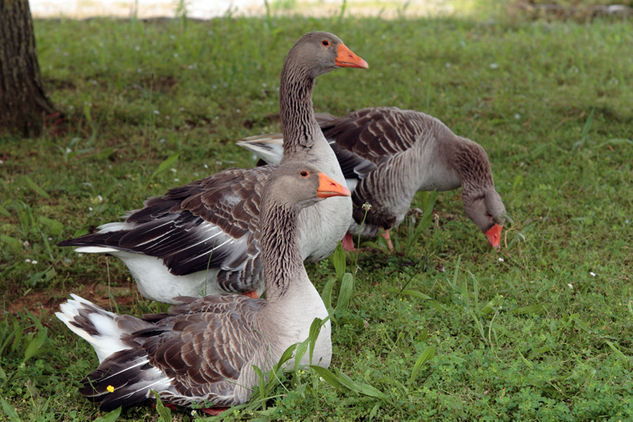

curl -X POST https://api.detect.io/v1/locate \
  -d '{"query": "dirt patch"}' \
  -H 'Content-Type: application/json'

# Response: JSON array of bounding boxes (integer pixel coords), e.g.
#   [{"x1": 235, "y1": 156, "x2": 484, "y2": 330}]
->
[{"x1": 4, "y1": 281, "x2": 140, "y2": 318}]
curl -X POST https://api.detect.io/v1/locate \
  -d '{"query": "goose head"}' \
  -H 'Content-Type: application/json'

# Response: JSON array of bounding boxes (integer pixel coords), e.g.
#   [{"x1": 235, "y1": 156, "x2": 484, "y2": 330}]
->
[
  {"x1": 285, "y1": 31, "x2": 368, "y2": 79},
  {"x1": 265, "y1": 161, "x2": 351, "y2": 210},
  {"x1": 462, "y1": 187, "x2": 506, "y2": 249}
]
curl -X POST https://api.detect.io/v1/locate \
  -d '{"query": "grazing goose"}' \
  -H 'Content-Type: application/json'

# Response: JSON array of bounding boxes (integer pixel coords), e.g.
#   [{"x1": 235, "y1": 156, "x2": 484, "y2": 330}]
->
[
  {"x1": 55, "y1": 162, "x2": 351, "y2": 413},
  {"x1": 59, "y1": 32, "x2": 367, "y2": 303},
  {"x1": 237, "y1": 107, "x2": 506, "y2": 250}
]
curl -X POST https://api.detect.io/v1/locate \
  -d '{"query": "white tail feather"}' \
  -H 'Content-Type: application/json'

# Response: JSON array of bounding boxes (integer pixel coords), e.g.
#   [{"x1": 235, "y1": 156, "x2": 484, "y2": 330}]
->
[
  {"x1": 74, "y1": 246, "x2": 119, "y2": 254},
  {"x1": 236, "y1": 135, "x2": 284, "y2": 166},
  {"x1": 55, "y1": 294, "x2": 130, "y2": 363}
]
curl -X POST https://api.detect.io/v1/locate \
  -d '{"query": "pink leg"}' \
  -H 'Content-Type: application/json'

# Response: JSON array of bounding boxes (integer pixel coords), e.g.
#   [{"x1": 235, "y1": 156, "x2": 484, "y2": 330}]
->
[
  {"x1": 341, "y1": 232, "x2": 357, "y2": 252},
  {"x1": 243, "y1": 291, "x2": 259, "y2": 299},
  {"x1": 381, "y1": 230, "x2": 394, "y2": 251}
]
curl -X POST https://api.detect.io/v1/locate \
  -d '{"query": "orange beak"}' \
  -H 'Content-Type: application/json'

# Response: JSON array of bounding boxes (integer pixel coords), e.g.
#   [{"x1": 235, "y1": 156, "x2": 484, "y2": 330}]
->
[
  {"x1": 335, "y1": 43, "x2": 369, "y2": 69},
  {"x1": 317, "y1": 172, "x2": 351, "y2": 198},
  {"x1": 485, "y1": 224, "x2": 503, "y2": 249}
]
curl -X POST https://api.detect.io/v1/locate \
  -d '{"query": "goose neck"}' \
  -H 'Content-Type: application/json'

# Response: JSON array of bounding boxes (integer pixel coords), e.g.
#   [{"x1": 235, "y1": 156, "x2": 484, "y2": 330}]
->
[
  {"x1": 260, "y1": 201, "x2": 305, "y2": 302},
  {"x1": 279, "y1": 64, "x2": 322, "y2": 157},
  {"x1": 449, "y1": 139, "x2": 494, "y2": 193}
]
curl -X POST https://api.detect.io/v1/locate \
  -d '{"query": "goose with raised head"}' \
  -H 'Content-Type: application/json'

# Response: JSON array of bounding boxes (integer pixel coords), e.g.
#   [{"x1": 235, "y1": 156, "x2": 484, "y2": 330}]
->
[
  {"x1": 59, "y1": 32, "x2": 368, "y2": 303},
  {"x1": 237, "y1": 106, "x2": 506, "y2": 250},
  {"x1": 56, "y1": 162, "x2": 351, "y2": 413}
]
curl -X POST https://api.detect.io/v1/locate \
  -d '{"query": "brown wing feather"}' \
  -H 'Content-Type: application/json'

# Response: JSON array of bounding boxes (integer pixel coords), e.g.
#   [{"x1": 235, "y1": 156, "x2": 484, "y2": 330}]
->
[
  {"x1": 318, "y1": 107, "x2": 425, "y2": 164},
  {"x1": 141, "y1": 295, "x2": 266, "y2": 405}
]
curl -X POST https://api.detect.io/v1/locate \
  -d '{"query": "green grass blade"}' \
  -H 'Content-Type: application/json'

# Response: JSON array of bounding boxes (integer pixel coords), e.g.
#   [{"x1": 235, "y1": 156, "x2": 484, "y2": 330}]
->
[
  {"x1": 335, "y1": 273, "x2": 354, "y2": 312},
  {"x1": 149, "y1": 153, "x2": 179, "y2": 181},
  {"x1": 320, "y1": 277, "x2": 336, "y2": 315},
  {"x1": 406, "y1": 190, "x2": 437, "y2": 250},
  {"x1": 293, "y1": 340, "x2": 309, "y2": 372},
  {"x1": 330, "y1": 243, "x2": 346, "y2": 281},
  {"x1": 409, "y1": 345, "x2": 436, "y2": 384},
  {"x1": 0, "y1": 235, "x2": 22, "y2": 254},
  {"x1": 308, "y1": 317, "x2": 327, "y2": 365},
  {"x1": 152, "y1": 391, "x2": 172, "y2": 422},
  {"x1": 93, "y1": 407, "x2": 121, "y2": 422},
  {"x1": 0, "y1": 204, "x2": 10, "y2": 218},
  {"x1": 312, "y1": 366, "x2": 387, "y2": 400},
  {"x1": 311, "y1": 365, "x2": 347, "y2": 391},
  {"x1": 0, "y1": 397, "x2": 22, "y2": 422},
  {"x1": 21, "y1": 175, "x2": 50, "y2": 199},
  {"x1": 22, "y1": 328, "x2": 48, "y2": 364}
]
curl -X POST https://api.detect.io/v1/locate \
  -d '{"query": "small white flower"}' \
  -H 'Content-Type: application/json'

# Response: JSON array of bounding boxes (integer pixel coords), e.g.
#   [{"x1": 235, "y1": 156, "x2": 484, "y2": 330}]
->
[
  {"x1": 174, "y1": 178, "x2": 180, "y2": 182},
  {"x1": 514, "y1": 113, "x2": 521, "y2": 120},
  {"x1": 31, "y1": 260, "x2": 38, "y2": 265},
  {"x1": 498, "y1": 257, "x2": 505, "y2": 262},
  {"x1": 88, "y1": 206, "x2": 93, "y2": 211},
  {"x1": 567, "y1": 283, "x2": 573, "y2": 289},
  {"x1": 589, "y1": 271, "x2": 596, "y2": 277},
  {"x1": 153, "y1": 110, "x2": 160, "y2": 115},
  {"x1": 170, "y1": 168, "x2": 177, "y2": 173},
  {"x1": 489, "y1": 63, "x2": 499, "y2": 69},
  {"x1": 203, "y1": 164, "x2": 208, "y2": 169},
  {"x1": 97, "y1": 195, "x2": 103, "y2": 202},
  {"x1": 25, "y1": 258, "x2": 31, "y2": 263}
]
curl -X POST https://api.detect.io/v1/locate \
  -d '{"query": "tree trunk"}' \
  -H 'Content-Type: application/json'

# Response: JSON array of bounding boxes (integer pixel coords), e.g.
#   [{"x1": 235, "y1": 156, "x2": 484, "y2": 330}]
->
[{"x1": 0, "y1": 0, "x2": 55, "y2": 137}]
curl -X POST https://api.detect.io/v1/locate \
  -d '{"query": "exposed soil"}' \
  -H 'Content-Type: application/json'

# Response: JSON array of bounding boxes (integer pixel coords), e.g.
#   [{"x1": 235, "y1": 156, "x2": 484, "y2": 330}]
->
[{"x1": 4, "y1": 281, "x2": 139, "y2": 318}]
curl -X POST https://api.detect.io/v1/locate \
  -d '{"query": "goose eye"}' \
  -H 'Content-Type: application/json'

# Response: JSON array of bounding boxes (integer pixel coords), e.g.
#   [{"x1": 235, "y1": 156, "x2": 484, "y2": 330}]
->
[
  {"x1": 321, "y1": 40, "x2": 330, "y2": 47},
  {"x1": 299, "y1": 170, "x2": 310, "y2": 178}
]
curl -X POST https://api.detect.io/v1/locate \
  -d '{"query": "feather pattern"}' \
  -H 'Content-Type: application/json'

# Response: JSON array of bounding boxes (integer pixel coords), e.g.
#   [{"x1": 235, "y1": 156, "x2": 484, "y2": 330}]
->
[
  {"x1": 56, "y1": 161, "x2": 337, "y2": 411},
  {"x1": 238, "y1": 106, "x2": 506, "y2": 243},
  {"x1": 59, "y1": 32, "x2": 362, "y2": 303}
]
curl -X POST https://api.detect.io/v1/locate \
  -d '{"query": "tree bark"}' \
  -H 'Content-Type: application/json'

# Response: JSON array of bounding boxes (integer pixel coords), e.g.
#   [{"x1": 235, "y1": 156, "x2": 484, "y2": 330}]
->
[{"x1": 0, "y1": 0, "x2": 56, "y2": 137}]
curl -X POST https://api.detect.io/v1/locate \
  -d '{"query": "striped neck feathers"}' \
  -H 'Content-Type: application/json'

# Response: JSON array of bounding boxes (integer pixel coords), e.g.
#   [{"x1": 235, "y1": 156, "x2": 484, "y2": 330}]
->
[
  {"x1": 279, "y1": 63, "x2": 322, "y2": 157},
  {"x1": 260, "y1": 200, "x2": 304, "y2": 301},
  {"x1": 436, "y1": 135, "x2": 495, "y2": 194}
]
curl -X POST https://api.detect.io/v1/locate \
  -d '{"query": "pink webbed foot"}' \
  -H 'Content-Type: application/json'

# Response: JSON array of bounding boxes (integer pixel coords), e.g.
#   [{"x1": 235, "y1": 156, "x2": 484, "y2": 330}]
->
[{"x1": 341, "y1": 232, "x2": 357, "y2": 252}]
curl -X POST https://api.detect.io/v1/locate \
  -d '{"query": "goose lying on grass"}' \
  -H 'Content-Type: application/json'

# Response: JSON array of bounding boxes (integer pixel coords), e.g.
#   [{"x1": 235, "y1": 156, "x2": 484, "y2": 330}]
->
[
  {"x1": 238, "y1": 107, "x2": 506, "y2": 250},
  {"x1": 59, "y1": 32, "x2": 368, "y2": 303},
  {"x1": 56, "y1": 162, "x2": 351, "y2": 413}
]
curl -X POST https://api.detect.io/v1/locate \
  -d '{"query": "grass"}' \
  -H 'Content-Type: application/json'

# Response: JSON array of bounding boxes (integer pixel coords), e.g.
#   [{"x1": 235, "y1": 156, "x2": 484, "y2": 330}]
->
[{"x1": 1, "y1": 7, "x2": 633, "y2": 421}]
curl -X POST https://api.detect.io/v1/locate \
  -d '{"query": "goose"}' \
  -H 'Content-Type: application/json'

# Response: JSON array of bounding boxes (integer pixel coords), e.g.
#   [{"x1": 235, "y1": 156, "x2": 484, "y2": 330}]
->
[
  {"x1": 237, "y1": 107, "x2": 506, "y2": 250},
  {"x1": 59, "y1": 32, "x2": 368, "y2": 303},
  {"x1": 55, "y1": 161, "x2": 351, "y2": 413}
]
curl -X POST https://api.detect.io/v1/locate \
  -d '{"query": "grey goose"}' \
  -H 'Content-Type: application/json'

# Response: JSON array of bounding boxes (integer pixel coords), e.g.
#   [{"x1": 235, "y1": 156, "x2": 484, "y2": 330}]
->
[
  {"x1": 58, "y1": 32, "x2": 368, "y2": 303},
  {"x1": 56, "y1": 161, "x2": 351, "y2": 413},
  {"x1": 237, "y1": 106, "x2": 506, "y2": 250}
]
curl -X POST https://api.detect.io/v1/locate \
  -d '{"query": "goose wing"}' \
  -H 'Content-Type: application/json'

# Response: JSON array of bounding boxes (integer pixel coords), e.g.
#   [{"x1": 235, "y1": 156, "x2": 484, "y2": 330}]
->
[
  {"x1": 80, "y1": 295, "x2": 267, "y2": 410},
  {"x1": 316, "y1": 107, "x2": 425, "y2": 163},
  {"x1": 61, "y1": 166, "x2": 272, "y2": 292}
]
